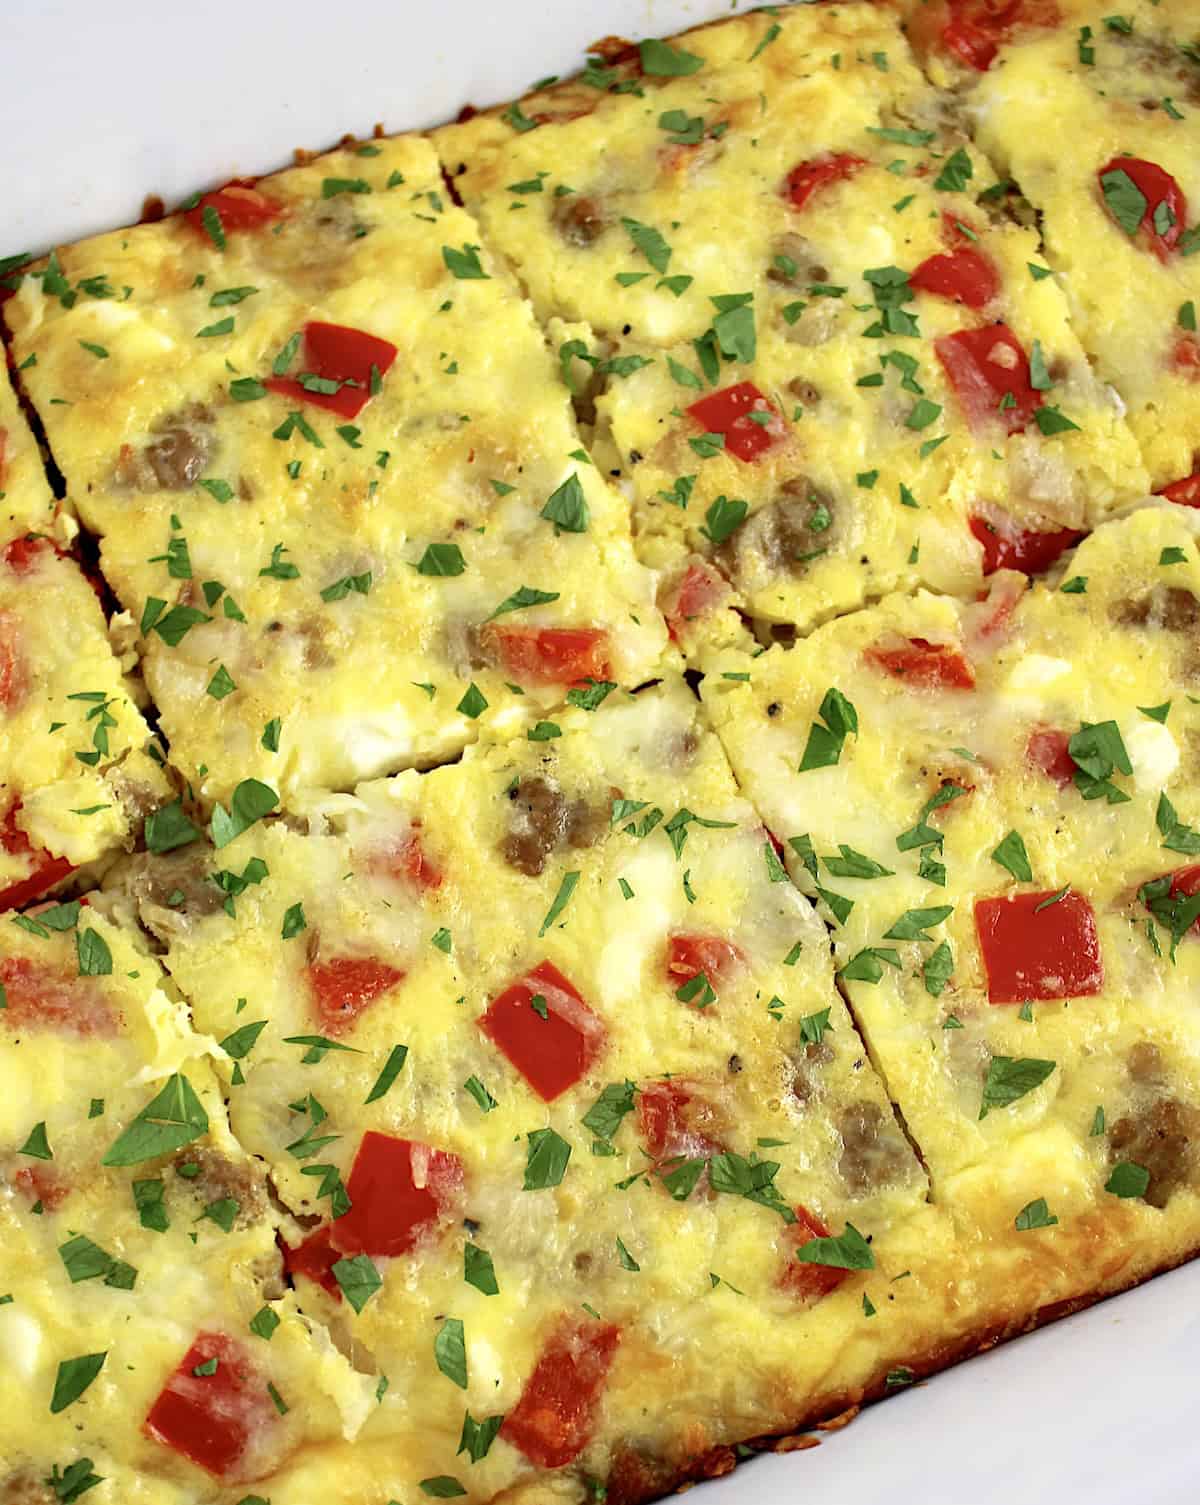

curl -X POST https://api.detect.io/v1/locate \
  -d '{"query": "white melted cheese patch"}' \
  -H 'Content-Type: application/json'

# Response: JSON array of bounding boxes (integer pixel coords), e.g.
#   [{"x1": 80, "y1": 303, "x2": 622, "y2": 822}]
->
[
  {"x1": 1125, "y1": 718, "x2": 1180, "y2": 790},
  {"x1": 1003, "y1": 653, "x2": 1073, "y2": 694},
  {"x1": 0, "y1": 1305, "x2": 42, "y2": 1379}
]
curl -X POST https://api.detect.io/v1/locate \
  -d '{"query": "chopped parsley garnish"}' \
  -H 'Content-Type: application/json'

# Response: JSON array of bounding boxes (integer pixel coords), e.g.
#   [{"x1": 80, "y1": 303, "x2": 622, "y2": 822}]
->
[
  {"x1": 638, "y1": 37, "x2": 704, "y2": 76},
  {"x1": 992, "y1": 829, "x2": 1033, "y2": 882},
  {"x1": 332, "y1": 1254, "x2": 383, "y2": 1313},
  {"x1": 442, "y1": 244, "x2": 489, "y2": 279},
  {"x1": 50, "y1": 1353, "x2": 107, "y2": 1414},
  {"x1": 978, "y1": 1056, "x2": 1056, "y2": 1120},
  {"x1": 523, "y1": 1127, "x2": 571, "y2": 1188},
  {"x1": 798, "y1": 687, "x2": 858, "y2": 772},
  {"x1": 793, "y1": 1221, "x2": 874, "y2": 1270}
]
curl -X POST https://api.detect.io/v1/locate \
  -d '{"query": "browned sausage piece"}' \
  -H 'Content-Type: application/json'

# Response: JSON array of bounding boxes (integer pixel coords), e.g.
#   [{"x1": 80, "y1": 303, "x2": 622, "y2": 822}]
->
[
  {"x1": 173, "y1": 1146, "x2": 268, "y2": 1226},
  {"x1": 717, "y1": 479, "x2": 835, "y2": 583},
  {"x1": 114, "y1": 404, "x2": 215, "y2": 492},
  {"x1": 502, "y1": 775, "x2": 601, "y2": 876},
  {"x1": 0, "y1": 1472, "x2": 56, "y2": 1505},
  {"x1": 837, "y1": 1101, "x2": 912, "y2": 1194},
  {"x1": 1112, "y1": 586, "x2": 1200, "y2": 632},
  {"x1": 1109, "y1": 1097, "x2": 1198, "y2": 1209},
  {"x1": 552, "y1": 193, "x2": 608, "y2": 248}
]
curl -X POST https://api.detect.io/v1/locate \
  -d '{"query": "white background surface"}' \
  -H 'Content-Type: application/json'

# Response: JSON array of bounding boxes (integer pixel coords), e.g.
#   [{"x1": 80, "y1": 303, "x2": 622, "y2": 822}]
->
[{"x1": 1, "y1": 1, "x2": 1195, "y2": 1499}]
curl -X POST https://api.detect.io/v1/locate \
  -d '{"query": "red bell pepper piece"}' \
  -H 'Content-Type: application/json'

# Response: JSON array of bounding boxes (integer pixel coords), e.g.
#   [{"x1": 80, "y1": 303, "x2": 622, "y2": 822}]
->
[
  {"x1": 145, "y1": 1333, "x2": 276, "y2": 1479},
  {"x1": 1098, "y1": 156, "x2": 1187, "y2": 261},
  {"x1": 265, "y1": 321, "x2": 398, "y2": 420},
  {"x1": 183, "y1": 185, "x2": 283, "y2": 238},
  {"x1": 969, "y1": 513, "x2": 1084, "y2": 575},
  {"x1": 479, "y1": 960, "x2": 604, "y2": 1101},
  {"x1": 935, "y1": 325, "x2": 1039, "y2": 434},
  {"x1": 1157, "y1": 471, "x2": 1200, "y2": 509},
  {"x1": 1025, "y1": 727, "x2": 1076, "y2": 788},
  {"x1": 306, "y1": 956, "x2": 405, "y2": 1036},
  {"x1": 780, "y1": 1204, "x2": 851, "y2": 1302},
  {"x1": 783, "y1": 154, "x2": 867, "y2": 213},
  {"x1": 501, "y1": 1317, "x2": 621, "y2": 1468},
  {"x1": 866, "y1": 637, "x2": 975, "y2": 689},
  {"x1": 975, "y1": 890, "x2": 1103, "y2": 1003},
  {"x1": 687, "y1": 381, "x2": 785, "y2": 463},
  {"x1": 477, "y1": 625, "x2": 610, "y2": 687}
]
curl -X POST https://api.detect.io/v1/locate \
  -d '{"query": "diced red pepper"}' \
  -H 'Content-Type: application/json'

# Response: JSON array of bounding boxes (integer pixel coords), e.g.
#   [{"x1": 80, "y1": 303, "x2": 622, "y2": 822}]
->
[
  {"x1": 968, "y1": 513, "x2": 1084, "y2": 576},
  {"x1": 783, "y1": 154, "x2": 867, "y2": 213},
  {"x1": 1025, "y1": 727, "x2": 1076, "y2": 787},
  {"x1": 967, "y1": 570, "x2": 1026, "y2": 649},
  {"x1": 12, "y1": 1165, "x2": 69, "y2": 1211},
  {"x1": 372, "y1": 825, "x2": 442, "y2": 891},
  {"x1": 477, "y1": 625, "x2": 611, "y2": 687},
  {"x1": 333, "y1": 1132, "x2": 463, "y2": 1258},
  {"x1": 479, "y1": 960, "x2": 604, "y2": 1101},
  {"x1": 3, "y1": 534, "x2": 67, "y2": 575},
  {"x1": 0, "y1": 853, "x2": 76, "y2": 911},
  {"x1": 686, "y1": 382, "x2": 785, "y2": 463},
  {"x1": 780, "y1": 1204, "x2": 850, "y2": 1302},
  {"x1": 637, "y1": 1079, "x2": 724, "y2": 1163},
  {"x1": 661, "y1": 561, "x2": 727, "y2": 642},
  {"x1": 281, "y1": 1225, "x2": 341, "y2": 1296},
  {"x1": 911, "y1": 248, "x2": 999, "y2": 310},
  {"x1": 866, "y1": 637, "x2": 975, "y2": 689},
  {"x1": 935, "y1": 325, "x2": 1039, "y2": 435},
  {"x1": 285, "y1": 1134, "x2": 463, "y2": 1297},
  {"x1": 1156, "y1": 471, "x2": 1200, "y2": 509},
  {"x1": 306, "y1": 956, "x2": 405, "y2": 1036},
  {"x1": 145, "y1": 1332, "x2": 276, "y2": 1479},
  {"x1": 938, "y1": 0, "x2": 1058, "y2": 71},
  {"x1": 183, "y1": 185, "x2": 283, "y2": 239},
  {"x1": 665, "y1": 933, "x2": 743, "y2": 996},
  {"x1": 975, "y1": 890, "x2": 1103, "y2": 1003},
  {"x1": 1172, "y1": 336, "x2": 1200, "y2": 377},
  {"x1": 0, "y1": 610, "x2": 27, "y2": 713},
  {"x1": 1148, "y1": 865, "x2": 1200, "y2": 937},
  {"x1": 265, "y1": 321, "x2": 398, "y2": 420},
  {"x1": 0, "y1": 955, "x2": 116, "y2": 1035},
  {"x1": 1098, "y1": 156, "x2": 1186, "y2": 262},
  {"x1": 501, "y1": 1317, "x2": 621, "y2": 1469}
]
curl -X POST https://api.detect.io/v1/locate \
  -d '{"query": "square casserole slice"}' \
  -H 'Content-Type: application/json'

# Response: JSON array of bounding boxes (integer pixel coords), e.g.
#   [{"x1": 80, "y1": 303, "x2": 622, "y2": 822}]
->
[
  {"x1": 106, "y1": 677, "x2": 990, "y2": 1503},
  {"x1": 0, "y1": 904, "x2": 371, "y2": 1501},
  {"x1": 970, "y1": 0, "x2": 1200, "y2": 496},
  {"x1": 3, "y1": 134, "x2": 667, "y2": 810},
  {"x1": 0, "y1": 365, "x2": 170, "y2": 907},
  {"x1": 703, "y1": 507, "x2": 1200, "y2": 1307},
  {"x1": 434, "y1": 4, "x2": 1146, "y2": 649}
]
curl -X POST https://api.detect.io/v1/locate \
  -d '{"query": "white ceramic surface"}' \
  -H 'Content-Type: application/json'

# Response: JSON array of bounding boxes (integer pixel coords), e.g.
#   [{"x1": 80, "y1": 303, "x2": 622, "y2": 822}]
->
[{"x1": 0, "y1": 2, "x2": 1193, "y2": 1499}]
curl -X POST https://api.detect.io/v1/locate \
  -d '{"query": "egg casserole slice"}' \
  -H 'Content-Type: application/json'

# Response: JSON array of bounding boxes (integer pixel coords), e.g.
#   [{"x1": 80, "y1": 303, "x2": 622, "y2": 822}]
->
[
  {"x1": 0, "y1": 362, "x2": 61, "y2": 542},
  {"x1": 435, "y1": 5, "x2": 1146, "y2": 649},
  {"x1": 91, "y1": 678, "x2": 1012, "y2": 1504},
  {"x1": 970, "y1": 0, "x2": 1200, "y2": 496},
  {"x1": 704, "y1": 506, "x2": 1200, "y2": 1297},
  {"x1": 2, "y1": 135, "x2": 666, "y2": 813},
  {"x1": 0, "y1": 367, "x2": 170, "y2": 909},
  {"x1": 0, "y1": 905, "x2": 371, "y2": 1504}
]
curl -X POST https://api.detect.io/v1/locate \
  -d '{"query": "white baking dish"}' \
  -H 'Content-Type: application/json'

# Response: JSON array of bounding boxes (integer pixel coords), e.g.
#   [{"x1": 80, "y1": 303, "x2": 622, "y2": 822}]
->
[{"x1": 1, "y1": 1, "x2": 1194, "y2": 1500}]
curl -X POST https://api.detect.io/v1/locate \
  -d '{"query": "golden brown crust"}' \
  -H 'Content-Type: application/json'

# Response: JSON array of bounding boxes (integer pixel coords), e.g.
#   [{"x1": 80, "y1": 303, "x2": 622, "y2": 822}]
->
[{"x1": 604, "y1": 1239, "x2": 1200, "y2": 1504}]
